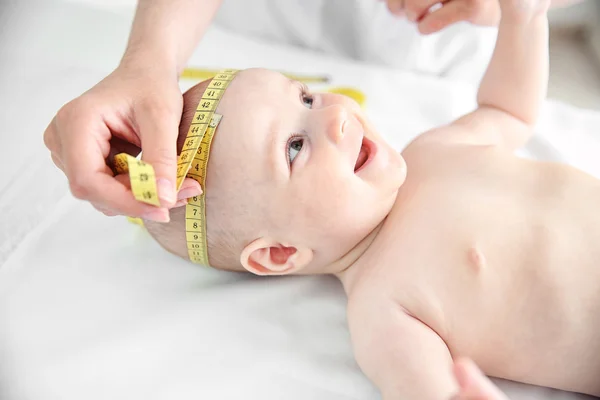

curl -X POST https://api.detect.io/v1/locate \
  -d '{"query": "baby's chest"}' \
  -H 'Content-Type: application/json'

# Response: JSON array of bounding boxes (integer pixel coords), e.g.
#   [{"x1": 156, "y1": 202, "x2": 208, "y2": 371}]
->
[
  {"x1": 373, "y1": 189, "x2": 548, "y2": 330},
  {"x1": 377, "y1": 191, "x2": 600, "y2": 359},
  {"x1": 389, "y1": 177, "x2": 533, "y2": 271}
]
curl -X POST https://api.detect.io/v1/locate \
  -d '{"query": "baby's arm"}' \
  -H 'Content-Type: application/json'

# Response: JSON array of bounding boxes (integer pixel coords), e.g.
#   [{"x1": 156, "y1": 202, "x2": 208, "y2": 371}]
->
[
  {"x1": 430, "y1": 0, "x2": 550, "y2": 151},
  {"x1": 348, "y1": 300, "x2": 457, "y2": 400},
  {"x1": 476, "y1": 1, "x2": 549, "y2": 125}
]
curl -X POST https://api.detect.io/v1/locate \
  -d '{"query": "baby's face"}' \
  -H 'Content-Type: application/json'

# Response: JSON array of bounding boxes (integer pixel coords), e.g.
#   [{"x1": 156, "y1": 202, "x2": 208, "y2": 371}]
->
[{"x1": 206, "y1": 68, "x2": 407, "y2": 272}]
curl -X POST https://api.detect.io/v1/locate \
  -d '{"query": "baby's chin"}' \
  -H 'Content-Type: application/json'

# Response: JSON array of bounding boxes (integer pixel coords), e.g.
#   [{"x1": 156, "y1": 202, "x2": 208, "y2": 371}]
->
[
  {"x1": 368, "y1": 138, "x2": 407, "y2": 197},
  {"x1": 389, "y1": 150, "x2": 408, "y2": 190}
]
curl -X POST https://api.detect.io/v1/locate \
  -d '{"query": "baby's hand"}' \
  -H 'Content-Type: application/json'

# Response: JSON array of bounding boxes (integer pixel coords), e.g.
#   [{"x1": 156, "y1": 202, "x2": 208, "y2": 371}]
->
[
  {"x1": 450, "y1": 358, "x2": 509, "y2": 400},
  {"x1": 383, "y1": 0, "x2": 501, "y2": 35}
]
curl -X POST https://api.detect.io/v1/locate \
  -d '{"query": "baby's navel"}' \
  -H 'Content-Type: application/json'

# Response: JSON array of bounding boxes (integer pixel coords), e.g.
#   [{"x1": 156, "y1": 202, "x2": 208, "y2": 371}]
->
[{"x1": 467, "y1": 245, "x2": 486, "y2": 272}]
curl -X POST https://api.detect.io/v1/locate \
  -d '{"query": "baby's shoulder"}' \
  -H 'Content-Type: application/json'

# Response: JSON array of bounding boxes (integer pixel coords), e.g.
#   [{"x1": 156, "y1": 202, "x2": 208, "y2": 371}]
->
[
  {"x1": 401, "y1": 128, "x2": 501, "y2": 176},
  {"x1": 402, "y1": 104, "x2": 528, "y2": 161},
  {"x1": 404, "y1": 124, "x2": 500, "y2": 154}
]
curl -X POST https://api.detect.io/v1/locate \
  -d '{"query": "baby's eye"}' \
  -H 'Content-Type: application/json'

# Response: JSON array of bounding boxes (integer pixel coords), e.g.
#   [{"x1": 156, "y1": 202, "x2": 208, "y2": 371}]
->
[
  {"x1": 302, "y1": 93, "x2": 314, "y2": 109},
  {"x1": 288, "y1": 137, "x2": 304, "y2": 164}
]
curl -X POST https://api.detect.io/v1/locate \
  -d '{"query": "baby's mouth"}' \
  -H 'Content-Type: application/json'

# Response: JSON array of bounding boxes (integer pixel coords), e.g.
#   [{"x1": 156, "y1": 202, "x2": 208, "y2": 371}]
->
[{"x1": 354, "y1": 137, "x2": 371, "y2": 173}]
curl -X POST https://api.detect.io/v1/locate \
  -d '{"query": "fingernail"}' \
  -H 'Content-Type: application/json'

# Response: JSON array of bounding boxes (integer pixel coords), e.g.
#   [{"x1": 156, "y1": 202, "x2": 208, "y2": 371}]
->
[
  {"x1": 157, "y1": 178, "x2": 176, "y2": 206},
  {"x1": 177, "y1": 186, "x2": 202, "y2": 201},
  {"x1": 173, "y1": 198, "x2": 188, "y2": 208},
  {"x1": 143, "y1": 208, "x2": 170, "y2": 223}
]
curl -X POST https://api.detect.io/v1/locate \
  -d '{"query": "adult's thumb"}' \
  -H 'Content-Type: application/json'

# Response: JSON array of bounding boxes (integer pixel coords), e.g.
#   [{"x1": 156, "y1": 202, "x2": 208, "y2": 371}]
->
[{"x1": 137, "y1": 102, "x2": 181, "y2": 208}]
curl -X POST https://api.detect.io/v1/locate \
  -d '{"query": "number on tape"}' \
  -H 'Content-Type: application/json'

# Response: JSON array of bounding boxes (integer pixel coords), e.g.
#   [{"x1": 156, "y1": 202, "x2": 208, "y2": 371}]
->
[{"x1": 113, "y1": 153, "x2": 160, "y2": 207}]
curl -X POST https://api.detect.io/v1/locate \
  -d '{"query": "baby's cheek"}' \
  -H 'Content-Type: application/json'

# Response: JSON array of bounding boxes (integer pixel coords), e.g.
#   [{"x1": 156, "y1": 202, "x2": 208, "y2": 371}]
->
[
  {"x1": 308, "y1": 191, "x2": 357, "y2": 226},
  {"x1": 284, "y1": 169, "x2": 359, "y2": 227}
]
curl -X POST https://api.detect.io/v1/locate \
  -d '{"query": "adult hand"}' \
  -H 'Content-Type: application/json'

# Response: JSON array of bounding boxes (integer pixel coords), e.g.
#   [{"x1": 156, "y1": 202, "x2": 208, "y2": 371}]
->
[
  {"x1": 44, "y1": 60, "x2": 202, "y2": 222},
  {"x1": 384, "y1": 0, "x2": 501, "y2": 34}
]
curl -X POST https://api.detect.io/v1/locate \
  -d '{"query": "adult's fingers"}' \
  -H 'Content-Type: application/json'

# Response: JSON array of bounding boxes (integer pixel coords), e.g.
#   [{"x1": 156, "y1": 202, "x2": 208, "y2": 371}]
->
[
  {"x1": 85, "y1": 172, "x2": 169, "y2": 222},
  {"x1": 176, "y1": 177, "x2": 203, "y2": 201},
  {"x1": 45, "y1": 118, "x2": 65, "y2": 171},
  {"x1": 136, "y1": 99, "x2": 182, "y2": 209},
  {"x1": 43, "y1": 117, "x2": 60, "y2": 153},
  {"x1": 106, "y1": 172, "x2": 200, "y2": 207},
  {"x1": 94, "y1": 204, "x2": 119, "y2": 217},
  {"x1": 93, "y1": 175, "x2": 129, "y2": 217},
  {"x1": 59, "y1": 106, "x2": 169, "y2": 222},
  {"x1": 92, "y1": 172, "x2": 197, "y2": 215}
]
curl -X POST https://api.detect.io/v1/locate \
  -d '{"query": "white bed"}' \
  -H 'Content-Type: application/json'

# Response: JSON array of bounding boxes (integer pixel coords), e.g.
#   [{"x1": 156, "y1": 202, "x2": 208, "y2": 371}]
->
[{"x1": 1, "y1": 1, "x2": 599, "y2": 399}]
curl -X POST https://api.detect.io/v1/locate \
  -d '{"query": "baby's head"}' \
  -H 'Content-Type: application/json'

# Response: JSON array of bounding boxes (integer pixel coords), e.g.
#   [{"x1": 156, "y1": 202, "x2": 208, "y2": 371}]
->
[{"x1": 146, "y1": 68, "x2": 406, "y2": 275}]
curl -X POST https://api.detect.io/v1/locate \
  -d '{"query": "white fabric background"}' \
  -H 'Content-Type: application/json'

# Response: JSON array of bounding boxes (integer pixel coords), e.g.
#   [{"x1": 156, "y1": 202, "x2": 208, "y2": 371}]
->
[
  {"x1": 214, "y1": 0, "x2": 498, "y2": 84},
  {"x1": 1, "y1": 1, "x2": 599, "y2": 399}
]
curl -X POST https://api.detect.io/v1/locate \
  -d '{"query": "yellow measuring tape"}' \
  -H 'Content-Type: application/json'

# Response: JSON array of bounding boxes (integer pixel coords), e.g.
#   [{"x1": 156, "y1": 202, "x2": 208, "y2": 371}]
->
[
  {"x1": 112, "y1": 154, "x2": 160, "y2": 207},
  {"x1": 114, "y1": 69, "x2": 238, "y2": 266},
  {"x1": 183, "y1": 68, "x2": 366, "y2": 107},
  {"x1": 112, "y1": 153, "x2": 158, "y2": 226},
  {"x1": 178, "y1": 69, "x2": 237, "y2": 265},
  {"x1": 182, "y1": 67, "x2": 329, "y2": 84},
  {"x1": 115, "y1": 68, "x2": 366, "y2": 267}
]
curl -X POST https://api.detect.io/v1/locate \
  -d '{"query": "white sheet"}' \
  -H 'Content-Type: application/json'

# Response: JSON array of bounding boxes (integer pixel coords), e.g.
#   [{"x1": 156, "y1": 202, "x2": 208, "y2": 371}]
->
[{"x1": 1, "y1": 1, "x2": 599, "y2": 399}]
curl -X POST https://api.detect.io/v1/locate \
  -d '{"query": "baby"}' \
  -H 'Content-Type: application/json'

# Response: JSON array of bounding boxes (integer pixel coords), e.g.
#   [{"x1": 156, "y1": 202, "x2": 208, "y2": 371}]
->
[{"x1": 143, "y1": 0, "x2": 600, "y2": 398}]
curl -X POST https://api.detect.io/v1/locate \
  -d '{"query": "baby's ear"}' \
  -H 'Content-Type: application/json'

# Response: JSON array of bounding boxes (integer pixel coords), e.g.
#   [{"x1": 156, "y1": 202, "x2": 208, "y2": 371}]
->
[{"x1": 240, "y1": 237, "x2": 313, "y2": 276}]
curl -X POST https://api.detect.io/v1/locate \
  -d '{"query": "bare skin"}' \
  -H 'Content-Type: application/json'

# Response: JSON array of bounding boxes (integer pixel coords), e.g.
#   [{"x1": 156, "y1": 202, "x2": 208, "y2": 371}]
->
[
  {"x1": 144, "y1": 0, "x2": 600, "y2": 398},
  {"x1": 342, "y1": 143, "x2": 600, "y2": 398},
  {"x1": 43, "y1": 0, "x2": 577, "y2": 221},
  {"x1": 338, "y1": 2, "x2": 600, "y2": 397}
]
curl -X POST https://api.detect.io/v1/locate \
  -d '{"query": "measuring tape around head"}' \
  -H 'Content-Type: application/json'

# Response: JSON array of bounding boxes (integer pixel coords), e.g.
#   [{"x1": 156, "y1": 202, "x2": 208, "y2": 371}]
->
[
  {"x1": 114, "y1": 68, "x2": 365, "y2": 266},
  {"x1": 178, "y1": 69, "x2": 238, "y2": 265},
  {"x1": 114, "y1": 69, "x2": 238, "y2": 266}
]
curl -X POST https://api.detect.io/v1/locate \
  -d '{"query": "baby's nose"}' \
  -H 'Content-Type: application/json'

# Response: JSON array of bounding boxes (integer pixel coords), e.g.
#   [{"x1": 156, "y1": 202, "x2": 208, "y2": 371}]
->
[{"x1": 321, "y1": 104, "x2": 348, "y2": 144}]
